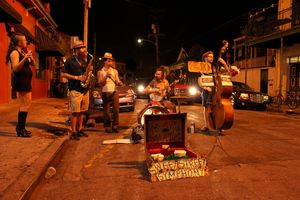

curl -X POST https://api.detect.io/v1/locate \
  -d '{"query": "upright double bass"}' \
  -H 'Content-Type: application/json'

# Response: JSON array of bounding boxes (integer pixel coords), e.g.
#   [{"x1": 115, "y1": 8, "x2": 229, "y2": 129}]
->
[{"x1": 208, "y1": 40, "x2": 234, "y2": 132}]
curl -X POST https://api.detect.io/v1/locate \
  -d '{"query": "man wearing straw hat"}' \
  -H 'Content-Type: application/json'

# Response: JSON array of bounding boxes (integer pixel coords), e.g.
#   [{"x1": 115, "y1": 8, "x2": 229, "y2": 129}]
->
[
  {"x1": 61, "y1": 40, "x2": 90, "y2": 140},
  {"x1": 97, "y1": 52, "x2": 124, "y2": 133}
]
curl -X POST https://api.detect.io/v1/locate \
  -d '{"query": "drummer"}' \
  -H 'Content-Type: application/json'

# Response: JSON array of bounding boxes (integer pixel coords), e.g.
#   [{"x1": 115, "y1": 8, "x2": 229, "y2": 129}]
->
[{"x1": 143, "y1": 67, "x2": 176, "y2": 113}]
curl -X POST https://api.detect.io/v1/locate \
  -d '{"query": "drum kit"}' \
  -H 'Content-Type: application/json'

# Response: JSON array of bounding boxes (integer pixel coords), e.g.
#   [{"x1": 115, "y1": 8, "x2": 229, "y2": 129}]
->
[
  {"x1": 138, "y1": 103, "x2": 170, "y2": 127},
  {"x1": 131, "y1": 102, "x2": 170, "y2": 143}
]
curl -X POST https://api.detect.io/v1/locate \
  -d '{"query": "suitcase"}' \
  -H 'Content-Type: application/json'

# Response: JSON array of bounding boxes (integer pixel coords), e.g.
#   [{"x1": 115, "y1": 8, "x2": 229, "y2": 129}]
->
[{"x1": 144, "y1": 113, "x2": 208, "y2": 182}]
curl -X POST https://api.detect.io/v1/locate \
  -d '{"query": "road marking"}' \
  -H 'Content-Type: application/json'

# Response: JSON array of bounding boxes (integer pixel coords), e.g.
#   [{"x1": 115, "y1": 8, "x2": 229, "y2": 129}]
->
[{"x1": 84, "y1": 127, "x2": 133, "y2": 168}]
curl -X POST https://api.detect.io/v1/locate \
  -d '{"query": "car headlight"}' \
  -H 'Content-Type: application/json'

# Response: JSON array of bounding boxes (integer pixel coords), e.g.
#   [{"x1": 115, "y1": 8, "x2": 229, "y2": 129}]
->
[
  {"x1": 263, "y1": 95, "x2": 269, "y2": 102},
  {"x1": 189, "y1": 87, "x2": 197, "y2": 95},
  {"x1": 239, "y1": 93, "x2": 249, "y2": 100},
  {"x1": 137, "y1": 85, "x2": 145, "y2": 92}
]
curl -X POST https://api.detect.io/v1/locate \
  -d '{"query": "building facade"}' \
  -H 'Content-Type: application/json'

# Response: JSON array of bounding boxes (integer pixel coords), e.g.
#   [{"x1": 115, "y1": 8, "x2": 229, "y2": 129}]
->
[
  {"x1": 232, "y1": 0, "x2": 300, "y2": 98},
  {"x1": 0, "y1": 0, "x2": 67, "y2": 104}
]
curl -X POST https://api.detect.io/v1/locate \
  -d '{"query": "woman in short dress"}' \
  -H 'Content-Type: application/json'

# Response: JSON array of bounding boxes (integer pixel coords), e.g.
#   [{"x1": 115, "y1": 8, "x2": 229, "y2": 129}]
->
[{"x1": 6, "y1": 33, "x2": 35, "y2": 137}]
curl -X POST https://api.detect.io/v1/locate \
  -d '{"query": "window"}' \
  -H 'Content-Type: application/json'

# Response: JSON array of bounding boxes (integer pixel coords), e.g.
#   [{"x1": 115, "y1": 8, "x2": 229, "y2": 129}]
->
[
  {"x1": 256, "y1": 48, "x2": 267, "y2": 57},
  {"x1": 237, "y1": 47, "x2": 245, "y2": 60}
]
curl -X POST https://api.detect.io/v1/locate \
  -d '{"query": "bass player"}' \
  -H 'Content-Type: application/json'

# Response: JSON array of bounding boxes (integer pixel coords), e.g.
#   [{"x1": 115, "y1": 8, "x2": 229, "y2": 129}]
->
[{"x1": 198, "y1": 50, "x2": 230, "y2": 132}]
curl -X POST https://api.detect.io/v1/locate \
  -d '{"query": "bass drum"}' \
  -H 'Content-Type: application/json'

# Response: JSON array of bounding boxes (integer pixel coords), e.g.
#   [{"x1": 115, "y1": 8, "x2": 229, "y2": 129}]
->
[{"x1": 138, "y1": 105, "x2": 170, "y2": 127}]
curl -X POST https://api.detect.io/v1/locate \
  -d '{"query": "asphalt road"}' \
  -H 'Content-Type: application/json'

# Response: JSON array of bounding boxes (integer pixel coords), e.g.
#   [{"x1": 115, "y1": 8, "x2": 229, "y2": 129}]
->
[{"x1": 30, "y1": 99, "x2": 300, "y2": 200}]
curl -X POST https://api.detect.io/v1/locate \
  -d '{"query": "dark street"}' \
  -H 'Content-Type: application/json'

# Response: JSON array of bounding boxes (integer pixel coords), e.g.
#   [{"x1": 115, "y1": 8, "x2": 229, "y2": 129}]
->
[{"x1": 24, "y1": 99, "x2": 300, "y2": 200}]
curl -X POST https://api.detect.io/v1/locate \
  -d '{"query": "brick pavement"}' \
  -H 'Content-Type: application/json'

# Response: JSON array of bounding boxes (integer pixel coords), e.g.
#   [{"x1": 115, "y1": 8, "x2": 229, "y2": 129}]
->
[{"x1": 0, "y1": 98, "x2": 70, "y2": 200}]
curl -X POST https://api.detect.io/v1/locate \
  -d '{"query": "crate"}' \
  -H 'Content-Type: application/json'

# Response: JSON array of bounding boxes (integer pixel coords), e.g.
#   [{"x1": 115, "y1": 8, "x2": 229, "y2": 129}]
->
[{"x1": 144, "y1": 113, "x2": 208, "y2": 182}]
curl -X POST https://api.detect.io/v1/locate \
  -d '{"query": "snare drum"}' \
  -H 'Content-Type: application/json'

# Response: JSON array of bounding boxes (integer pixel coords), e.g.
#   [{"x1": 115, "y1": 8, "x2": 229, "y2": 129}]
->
[{"x1": 137, "y1": 104, "x2": 169, "y2": 126}]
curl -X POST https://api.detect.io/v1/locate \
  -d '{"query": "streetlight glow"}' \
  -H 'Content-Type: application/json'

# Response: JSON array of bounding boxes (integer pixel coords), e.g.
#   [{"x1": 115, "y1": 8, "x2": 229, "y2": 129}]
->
[{"x1": 137, "y1": 38, "x2": 155, "y2": 45}]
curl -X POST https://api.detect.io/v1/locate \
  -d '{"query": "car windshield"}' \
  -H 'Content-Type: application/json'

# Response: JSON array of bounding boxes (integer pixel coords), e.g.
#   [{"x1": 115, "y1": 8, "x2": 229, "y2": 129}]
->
[{"x1": 233, "y1": 82, "x2": 254, "y2": 91}]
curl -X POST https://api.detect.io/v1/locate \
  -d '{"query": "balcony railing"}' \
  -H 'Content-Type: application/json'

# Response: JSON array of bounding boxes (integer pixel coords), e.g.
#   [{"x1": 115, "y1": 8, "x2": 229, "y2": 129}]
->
[{"x1": 243, "y1": 4, "x2": 300, "y2": 37}]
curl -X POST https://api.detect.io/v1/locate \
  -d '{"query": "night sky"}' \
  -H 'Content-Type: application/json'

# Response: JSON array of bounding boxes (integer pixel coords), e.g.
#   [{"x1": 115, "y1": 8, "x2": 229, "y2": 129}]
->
[{"x1": 48, "y1": 0, "x2": 276, "y2": 75}]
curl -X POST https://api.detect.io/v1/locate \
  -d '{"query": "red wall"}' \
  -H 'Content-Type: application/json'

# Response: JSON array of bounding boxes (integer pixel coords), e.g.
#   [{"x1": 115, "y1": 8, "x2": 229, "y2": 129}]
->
[
  {"x1": 0, "y1": 0, "x2": 51, "y2": 103},
  {"x1": 0, "y1": 24, "x2": 10, "y2": 103}
]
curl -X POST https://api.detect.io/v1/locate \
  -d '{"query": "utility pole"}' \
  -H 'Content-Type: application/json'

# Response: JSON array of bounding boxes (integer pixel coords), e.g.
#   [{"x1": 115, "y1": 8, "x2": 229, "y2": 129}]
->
[
  {"x1": 83, "y1": 0, "x2": 91, "y2": 47},
  {"x1": 149, "y1": 24, "x2": 161, "y2": 67},
  {"x1": 138, "y1": 24, "x2": 163, "y2": 67}
]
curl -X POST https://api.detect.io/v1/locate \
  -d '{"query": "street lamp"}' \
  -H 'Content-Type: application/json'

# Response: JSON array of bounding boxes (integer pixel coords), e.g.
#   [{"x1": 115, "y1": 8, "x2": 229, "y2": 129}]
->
[{"x1": 137, "y1": 37, "x2": 159, "y2": 67}]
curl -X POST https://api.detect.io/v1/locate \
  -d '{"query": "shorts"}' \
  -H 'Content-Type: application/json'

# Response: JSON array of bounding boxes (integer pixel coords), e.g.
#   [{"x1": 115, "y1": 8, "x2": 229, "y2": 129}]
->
[
  {"x1": 69, "y1": 90, "x2": 89, "y2": 113},
  {"x1": 202, "y1": 89, "x2": 212, "y2": 107}
]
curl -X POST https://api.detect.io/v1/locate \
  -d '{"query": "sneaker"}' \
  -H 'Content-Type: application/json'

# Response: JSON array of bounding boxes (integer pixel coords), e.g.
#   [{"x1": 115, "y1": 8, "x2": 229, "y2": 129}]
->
[
  {"x1": 78, "y1": 130, "x2": 88, "y2": 137},
  {"x1": 70, "y1": 132, "x2": 80, "y2": 140}
]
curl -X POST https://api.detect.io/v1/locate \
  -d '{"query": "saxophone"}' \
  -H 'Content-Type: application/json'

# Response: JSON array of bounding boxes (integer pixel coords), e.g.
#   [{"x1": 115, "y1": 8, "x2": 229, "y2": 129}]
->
[{"x1": 80, "y1": 52, "x2": 94, "y2": 88}]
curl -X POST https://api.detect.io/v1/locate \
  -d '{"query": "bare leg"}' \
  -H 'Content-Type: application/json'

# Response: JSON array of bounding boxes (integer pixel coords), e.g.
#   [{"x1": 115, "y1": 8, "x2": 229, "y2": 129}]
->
[
  {"x1": 201, "y1": 105, "x2": 211, "y2": 131},
  {"x1": 71, "y1": 112, "x2": 77, "y2": 132},
  {"x1": 77, "y1": 112, "x2": 84, "y2": 131}
]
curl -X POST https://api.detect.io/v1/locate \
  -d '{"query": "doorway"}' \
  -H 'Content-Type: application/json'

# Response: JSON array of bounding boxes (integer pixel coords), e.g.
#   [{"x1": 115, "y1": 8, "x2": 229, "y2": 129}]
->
[
  {"x1": 260, "y1": 69, "x2": 268, "y2": 94},
  {"x1": 289, "y1": 63, "x2": 300, "y2": 90}
]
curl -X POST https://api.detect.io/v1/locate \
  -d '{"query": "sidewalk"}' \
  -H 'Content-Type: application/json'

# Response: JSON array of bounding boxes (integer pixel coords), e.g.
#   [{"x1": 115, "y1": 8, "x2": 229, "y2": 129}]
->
[
  {"x1": 266, "y1": 103, "x2": 300, "y2": 116},
  {"x1": 0, "y1": 98, "x2": 71, "y2": 200}
]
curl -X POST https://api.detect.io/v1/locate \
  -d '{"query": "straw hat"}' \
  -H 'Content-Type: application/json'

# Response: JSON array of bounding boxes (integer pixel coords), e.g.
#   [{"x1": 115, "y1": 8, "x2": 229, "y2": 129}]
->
[
  {"x1": 72, "y1": 40, "x2": 86, "y2": 49},
  {"x1": 102, "y1": 52, "x2": 114, "y2": 60}
]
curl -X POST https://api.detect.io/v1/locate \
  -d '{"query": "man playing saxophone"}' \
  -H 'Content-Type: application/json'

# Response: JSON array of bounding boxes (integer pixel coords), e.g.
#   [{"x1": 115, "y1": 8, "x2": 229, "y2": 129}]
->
[{"x1": 61, "y1": 40, "x2": 92, "y2": 140}]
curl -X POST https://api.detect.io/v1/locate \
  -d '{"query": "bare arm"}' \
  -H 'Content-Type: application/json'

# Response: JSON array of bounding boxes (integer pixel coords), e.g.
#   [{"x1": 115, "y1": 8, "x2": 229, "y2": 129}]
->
[
  {"x1": 61, "y1": 72, "x2": 85, "y2": 82},
  {"x1": 218, "y1": 57, "x2": 230, "y2": 73},
  {"x1": 114, "y1": 69, "x2": 124, "y2": 86},
  {"x1": 198, "y1": 77, "x2": 212, "y2": 92},
  {"x1": 143, "y1": 84, "x2": 158, "y2": 94},
  {"x1": 97, "y1": 70, "x2": 109, "y2": 86},
  {"x1": 143, "y1": 84, "x2": 152, "y2": 94},
  {"x1": 10, "y1": 50, "x2": 33, "y2": 72}
]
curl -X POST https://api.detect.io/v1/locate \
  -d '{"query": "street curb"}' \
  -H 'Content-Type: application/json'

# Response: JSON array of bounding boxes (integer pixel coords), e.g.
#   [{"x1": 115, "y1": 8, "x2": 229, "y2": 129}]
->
[
  {"x1": 1, "y1": 136, "x2": 69, "y2": 200},
  {"x1": 19, "y1": 136, "x2": 69, "y2": 200}
]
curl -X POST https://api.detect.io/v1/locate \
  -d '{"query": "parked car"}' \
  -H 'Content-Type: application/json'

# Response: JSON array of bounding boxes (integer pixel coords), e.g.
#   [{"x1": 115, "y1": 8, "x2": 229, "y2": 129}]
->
[
  {"x1": 91, "y1": 85, "x2": 136, "y2": 111},
  {"x1": 231, "y1": 81, "x2": 271, "y2": 111}
]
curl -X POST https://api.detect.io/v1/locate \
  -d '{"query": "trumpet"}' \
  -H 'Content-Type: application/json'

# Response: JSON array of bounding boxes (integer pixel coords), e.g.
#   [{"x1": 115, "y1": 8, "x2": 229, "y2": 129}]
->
[{"x1": 80, "y1": 52, "x2": 94, "y2": 88}]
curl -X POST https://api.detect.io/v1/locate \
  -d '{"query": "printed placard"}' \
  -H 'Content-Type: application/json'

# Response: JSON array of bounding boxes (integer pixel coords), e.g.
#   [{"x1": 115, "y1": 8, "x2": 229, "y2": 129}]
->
[{"x1": 188, "y1": 61, "x2": 212, "y2": 73}]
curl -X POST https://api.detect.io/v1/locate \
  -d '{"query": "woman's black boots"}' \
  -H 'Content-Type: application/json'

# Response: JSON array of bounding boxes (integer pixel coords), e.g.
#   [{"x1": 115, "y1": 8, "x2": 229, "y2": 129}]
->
[{"x1": 16, "y1": 111, "x2": 31, "y2": 137}]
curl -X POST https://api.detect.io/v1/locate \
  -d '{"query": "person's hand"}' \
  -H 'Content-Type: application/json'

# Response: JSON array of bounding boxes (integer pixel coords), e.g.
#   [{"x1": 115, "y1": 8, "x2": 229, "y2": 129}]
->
[
  {"x1": 78, "y1": 75, "x2": 86, "y2": 82},
  {"x1": 203, "y1": 86, "x2": 212, "y2": 92},
  {"x1": 118, "y1": 81, "x2": 124, "y2": 87},
  {"x1": 106, "y1": 72, "x2": 112, "y2": 79},
  {"x1": 24, "y1": 50, "x2": 33, "y2": 62}
]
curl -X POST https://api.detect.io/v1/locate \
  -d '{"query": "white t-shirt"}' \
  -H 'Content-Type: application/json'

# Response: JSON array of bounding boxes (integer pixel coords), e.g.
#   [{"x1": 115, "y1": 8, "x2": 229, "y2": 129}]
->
[{"x1": 101, "y1": 67, "x2": 117, "y2": 92}]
